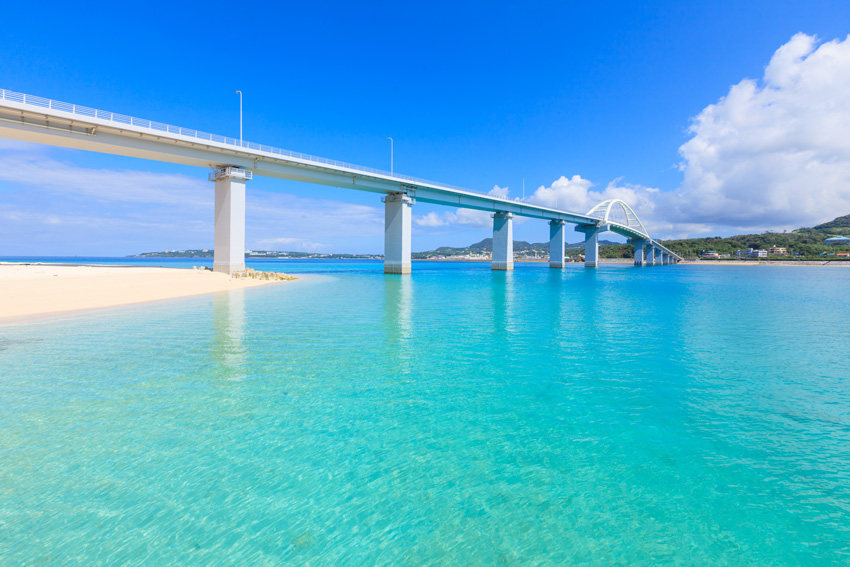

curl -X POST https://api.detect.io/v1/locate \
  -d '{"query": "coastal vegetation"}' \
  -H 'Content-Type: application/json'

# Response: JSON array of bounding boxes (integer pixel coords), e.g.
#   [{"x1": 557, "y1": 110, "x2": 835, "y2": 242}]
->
[
  {"x1": 658, "y1": 214, "x2": 850, "y2": 260},
  {"x1": 132, "y1": 250, "x2": 382, "y2": 260}
]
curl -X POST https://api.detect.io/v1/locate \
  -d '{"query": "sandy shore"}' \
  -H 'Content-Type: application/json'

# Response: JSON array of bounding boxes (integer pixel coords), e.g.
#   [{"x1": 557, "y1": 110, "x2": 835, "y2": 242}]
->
[{"x1": 0, "y1": 264, "x2": 286, "y2": 321}]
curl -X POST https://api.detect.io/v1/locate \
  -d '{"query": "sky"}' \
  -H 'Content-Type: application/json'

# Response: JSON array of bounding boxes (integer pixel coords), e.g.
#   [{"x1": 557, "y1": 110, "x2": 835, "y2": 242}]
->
[{"x1": 1, "y1": 0, "x2": 849, "y2": 255}]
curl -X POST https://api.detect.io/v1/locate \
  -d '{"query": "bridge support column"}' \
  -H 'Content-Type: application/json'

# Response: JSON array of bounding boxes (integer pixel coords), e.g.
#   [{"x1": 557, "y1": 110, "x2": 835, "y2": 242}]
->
[
  {"x1": 577, "y1": 225, "x2": 602, "y2": 268},
  {"x1": 383, "y1": 192, "x2": 413, "y2": 274},
  {"x1": 633, "y1": 241, "x2": 646, "y2": 266},
  {"x1": 549, "y1": 220, "x2": 566, "y2": 268},
  {"x1": 492, "y1": 212, "x2": 514, "y2": 270},
  {"x1": 646, "y1": 245, "x2": 655, "y2": 266},
  {"x1": 212, "y1": 166, "x2": 250, "y2": 275}
]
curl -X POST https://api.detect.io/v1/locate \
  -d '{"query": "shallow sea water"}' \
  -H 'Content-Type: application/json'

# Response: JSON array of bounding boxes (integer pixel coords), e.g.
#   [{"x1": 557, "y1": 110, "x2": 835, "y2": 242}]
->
[{"x1": 1, "y1": 260, "x2": 849, "y2": 564}]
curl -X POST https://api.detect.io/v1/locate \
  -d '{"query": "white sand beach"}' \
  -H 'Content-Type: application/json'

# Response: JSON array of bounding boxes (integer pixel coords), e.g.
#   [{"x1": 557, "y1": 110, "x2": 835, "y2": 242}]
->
[{"x1": 0, "y1": 264, "x2": 287, "y2": 321}]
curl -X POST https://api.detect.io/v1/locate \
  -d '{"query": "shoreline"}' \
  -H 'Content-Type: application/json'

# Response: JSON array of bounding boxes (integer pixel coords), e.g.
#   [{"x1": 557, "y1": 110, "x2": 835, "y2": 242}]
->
[
  {"x1": 677, "y1": 259, "x2": 850, "y2": 266},
  {"x1": 414, "y1": 258, "x2": 850, "y2": 266},
  {"x1": 0, "y1": 264, "x2": 291, "y2": 322}
]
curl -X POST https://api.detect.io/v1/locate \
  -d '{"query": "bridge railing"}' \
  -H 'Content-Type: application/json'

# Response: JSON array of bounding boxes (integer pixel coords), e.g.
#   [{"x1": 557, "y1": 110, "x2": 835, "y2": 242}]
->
[{"x1": 0, "y1": 88, "x2": 478, "y2": 195}]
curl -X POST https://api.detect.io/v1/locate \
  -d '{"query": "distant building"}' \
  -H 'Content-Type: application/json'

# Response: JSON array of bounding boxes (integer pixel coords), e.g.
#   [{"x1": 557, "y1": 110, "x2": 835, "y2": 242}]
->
[
  {"x1": 738, "y1": 248, "x2": 768, "y2": 259},
  {"x1": 768, "y1": 246, "x2": 788, "y2": 255},
  {"x1": 700, "y1": 251, "x2": 720, "y2": 259},
  {"x1": 824, "y1": 236, "x2": 850, "y2": 246}
]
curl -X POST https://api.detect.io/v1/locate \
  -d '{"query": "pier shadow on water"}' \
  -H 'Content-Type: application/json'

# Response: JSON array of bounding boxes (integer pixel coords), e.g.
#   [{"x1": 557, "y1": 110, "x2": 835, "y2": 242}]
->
[
  {"x1": 211, "y1": 289, "x2": 246, "y2": 381},
  {"x1": 382, "y1": 276, "x2": 414, "y2": 374}
]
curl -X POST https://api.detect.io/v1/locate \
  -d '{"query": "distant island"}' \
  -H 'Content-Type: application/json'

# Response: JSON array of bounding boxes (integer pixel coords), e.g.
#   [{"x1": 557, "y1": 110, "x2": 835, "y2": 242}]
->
[
  {"x1": 130, "y1": 250, "x2": 382, "y2": 260},
  {"x1": 132, "y1": 214, "x2": 850, "y2": 262},
  {"x1": 411, "y1": 237, "x2": 620, "y2": 261},
  {"x1": 130, "y1": 238, "x2": 617, "y2": 262}
]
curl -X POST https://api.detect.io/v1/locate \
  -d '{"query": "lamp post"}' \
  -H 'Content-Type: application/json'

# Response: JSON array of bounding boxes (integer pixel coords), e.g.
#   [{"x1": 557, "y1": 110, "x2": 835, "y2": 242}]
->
[
  {"x1": 386, "y1": 136, "x2": 393, "y2": 175},
  {"x1": 235, "y1": 90, "x2": 243, "y2": 146}
]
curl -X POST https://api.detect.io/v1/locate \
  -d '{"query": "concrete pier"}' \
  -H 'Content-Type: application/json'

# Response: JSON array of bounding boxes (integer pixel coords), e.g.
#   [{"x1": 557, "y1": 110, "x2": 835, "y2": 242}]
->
[
  {"x1": 492, "y1": 212, "x2": 514, "y2": 271},
  {"x1": 646, "y1": 245, "x2": 655, "y2": 266},
  {"x1": 578, "y1": 225, "x2": 602, "y2": 267},
  {"x1": 212, "y1": 166, "x2": 250, "y2": 274},
  {"x1": 633, "y1": 241, "x2": 646, "y2": 266},
  {"x1": 383, "y1": 192, "x2": 413, "y2": 274},
  {"x1": 549, "y1": 220, "x2": 566, "y2": 269}
]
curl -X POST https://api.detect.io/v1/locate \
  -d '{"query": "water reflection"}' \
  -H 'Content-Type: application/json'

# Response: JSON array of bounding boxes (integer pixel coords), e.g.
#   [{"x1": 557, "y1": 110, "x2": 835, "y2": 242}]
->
[
  {"x1": 491, "y1": 270, "x2": 517, "y2": 342},
  {"x1": 543, "y1": 269, "x2": 568, "y2": 342},
  {"x1": 383, "y1": 276, "x2": 414, "y2": 371},
  {"x1": 212, "y1": 289, "x2": 247, "y2": 380}
]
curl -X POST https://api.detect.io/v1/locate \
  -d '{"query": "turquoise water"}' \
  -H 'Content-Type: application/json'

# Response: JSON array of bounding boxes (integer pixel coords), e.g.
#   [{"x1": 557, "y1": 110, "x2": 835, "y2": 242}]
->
[{"x1": 2, "y1": 261, "x2": 850, "y2": 564}]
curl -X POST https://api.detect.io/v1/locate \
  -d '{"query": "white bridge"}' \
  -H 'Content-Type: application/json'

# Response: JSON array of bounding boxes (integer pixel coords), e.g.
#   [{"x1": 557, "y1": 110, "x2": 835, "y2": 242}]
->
[{"x1": 0, "y1": 89, "x2": 681, "y2": 273}]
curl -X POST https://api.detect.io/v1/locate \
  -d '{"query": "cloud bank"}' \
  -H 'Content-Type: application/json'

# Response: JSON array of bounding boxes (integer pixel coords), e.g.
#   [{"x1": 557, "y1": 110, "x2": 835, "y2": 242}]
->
[
  {"x1": 414, "y1": 186, "x2": 514, "y2": 228},
  {"x1": 416, "y1": 33, "x2": 850, "y2": 238},
  {"x1": 0, "y1": 150, "x2": 383, "y2": 255},
  {"x1": 671, "y1": 32, "x2": 850, "y2": 230}
]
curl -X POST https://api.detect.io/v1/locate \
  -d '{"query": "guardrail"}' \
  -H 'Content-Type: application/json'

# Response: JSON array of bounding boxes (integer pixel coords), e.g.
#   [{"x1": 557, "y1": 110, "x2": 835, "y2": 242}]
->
[{"x1": 0, "y1": 88, "x2": 475, "y2": 194}]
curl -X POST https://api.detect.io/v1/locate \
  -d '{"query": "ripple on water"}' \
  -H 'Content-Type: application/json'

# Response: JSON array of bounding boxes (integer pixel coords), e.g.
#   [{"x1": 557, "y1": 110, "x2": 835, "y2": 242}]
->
[{"x1": 1, "y1": 262, "x2": 849, "y2": 564}]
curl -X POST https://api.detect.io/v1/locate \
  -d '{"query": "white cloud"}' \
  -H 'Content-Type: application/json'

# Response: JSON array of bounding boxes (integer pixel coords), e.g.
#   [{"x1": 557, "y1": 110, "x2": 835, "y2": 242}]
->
[
  {"x1": 415, "y1": 212, "x2": 450, "y2": 227},
  {"x1": 0, "y1": 148, "x2": 384, "y2": 254},
  {"x1": 0, "y1": 153, "x2": 208, "y2": 207},
  {"x1": 524, "y1": 175, "x2": 703, "y2": 237},
  {"x1": 415, "y1": 33, "x2": 850, "y2": 239},
  {"x1": 488, "y1": 184, "x2": 510, "y2": 199},
  {"x1": 414, "y1": 185, "x2": 511, "y2": 228},
  {"x1": 527, "y1": 175, "x2": 596, "y2": 211},
  {"x1": 672, "y1": 32, "x2": 850, "y2": 230}
]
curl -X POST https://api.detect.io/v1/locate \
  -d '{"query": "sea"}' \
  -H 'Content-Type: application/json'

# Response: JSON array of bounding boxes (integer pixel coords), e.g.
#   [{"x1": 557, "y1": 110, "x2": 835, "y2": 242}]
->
[{"x1": 1, "y1": 258, "x2": 849, "y2": 564}]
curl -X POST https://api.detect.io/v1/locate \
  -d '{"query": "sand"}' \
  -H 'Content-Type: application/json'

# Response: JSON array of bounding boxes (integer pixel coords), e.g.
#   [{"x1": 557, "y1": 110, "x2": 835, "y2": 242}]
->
[{"x1": 0, "y1": 264, "x2": 287, "y2": 321}]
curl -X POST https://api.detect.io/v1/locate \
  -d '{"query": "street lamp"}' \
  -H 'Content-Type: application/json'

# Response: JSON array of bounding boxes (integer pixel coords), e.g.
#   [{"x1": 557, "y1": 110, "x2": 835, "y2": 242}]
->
[
  {"x1": 386, "y1": 136, "x2": 393, "y2": 175},
  {"x1": 235, "y1": 90, "x2": 243, "y2": 146}
]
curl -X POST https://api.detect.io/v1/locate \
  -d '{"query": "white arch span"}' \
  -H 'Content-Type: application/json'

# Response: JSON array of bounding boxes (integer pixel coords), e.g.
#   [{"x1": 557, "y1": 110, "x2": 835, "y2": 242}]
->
[
  {"x1": 577, "y1": 198, "x2": 681, "y2": 267},
  {"x1": 586, "y1": 198, "x2": 650, "y2": 238}
]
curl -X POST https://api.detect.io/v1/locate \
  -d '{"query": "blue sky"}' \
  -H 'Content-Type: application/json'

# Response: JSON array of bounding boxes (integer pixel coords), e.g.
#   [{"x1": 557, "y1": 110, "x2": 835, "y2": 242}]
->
[{"x1": 2, "y1": 1, "x2": 850, "y2": 255}]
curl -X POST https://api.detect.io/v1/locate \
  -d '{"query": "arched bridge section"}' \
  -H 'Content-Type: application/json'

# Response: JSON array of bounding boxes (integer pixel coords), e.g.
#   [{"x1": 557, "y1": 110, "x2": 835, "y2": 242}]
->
[
  {"x1": 587, "y1": 199, "x2": 649, "y2": 238},
  {"x1": 578, "y1": 198, "x2": 681, "y2": 267}
]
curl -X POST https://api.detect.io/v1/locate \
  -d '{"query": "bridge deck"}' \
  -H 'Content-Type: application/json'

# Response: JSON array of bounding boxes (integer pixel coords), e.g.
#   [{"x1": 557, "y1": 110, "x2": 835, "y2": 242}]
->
[{"x1": 0, "y1": 89, "x2": 681, "y2": 260}]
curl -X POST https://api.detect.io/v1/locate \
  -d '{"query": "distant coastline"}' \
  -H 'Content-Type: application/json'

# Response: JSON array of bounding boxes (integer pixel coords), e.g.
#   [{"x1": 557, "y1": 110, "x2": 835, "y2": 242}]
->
[{"x1": 133, "y1": 211, "x2": 850, "y2": 265}]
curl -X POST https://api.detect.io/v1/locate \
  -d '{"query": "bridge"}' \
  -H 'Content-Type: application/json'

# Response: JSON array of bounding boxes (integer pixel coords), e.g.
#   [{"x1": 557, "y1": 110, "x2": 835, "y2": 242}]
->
[{"x1": 0, "y1": 89, "x2": 682, "y2": 273}]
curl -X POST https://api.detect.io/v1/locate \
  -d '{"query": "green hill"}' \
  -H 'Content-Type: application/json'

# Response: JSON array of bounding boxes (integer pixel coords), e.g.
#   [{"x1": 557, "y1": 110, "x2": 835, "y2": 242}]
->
[
  {"x1": 414, "y1": 237, "x2": 621, "y2": 259},
  {"x1": 808, "y1": 214, "x2": 850, "y2": 234},
  {"x1": 658, "y1": 214, "x2": 850, "y2": 259}
]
